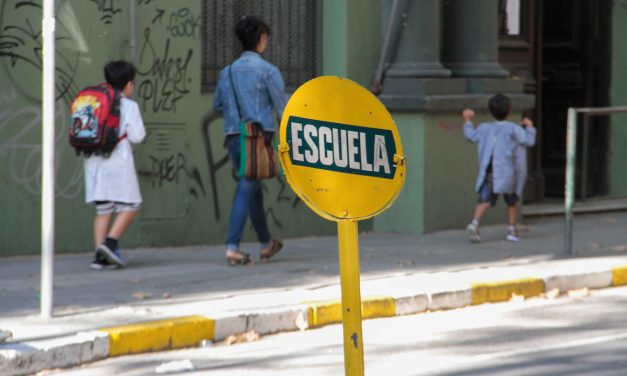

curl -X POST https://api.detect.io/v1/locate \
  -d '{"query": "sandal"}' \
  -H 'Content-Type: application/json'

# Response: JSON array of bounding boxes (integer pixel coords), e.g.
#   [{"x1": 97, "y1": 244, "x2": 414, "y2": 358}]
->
[
  {"x1": 260, "y1": 240, "x2": 283, "y2": 262},
  {"x1": 226, "y1": 251, "x2": 252, "y2": 266}
]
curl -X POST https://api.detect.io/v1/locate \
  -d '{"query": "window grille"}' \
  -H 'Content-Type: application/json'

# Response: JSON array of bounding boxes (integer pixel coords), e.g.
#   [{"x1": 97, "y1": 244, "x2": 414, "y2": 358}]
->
[{"x1": 202, "y1": 0, "x2": 319, "y2": 93}]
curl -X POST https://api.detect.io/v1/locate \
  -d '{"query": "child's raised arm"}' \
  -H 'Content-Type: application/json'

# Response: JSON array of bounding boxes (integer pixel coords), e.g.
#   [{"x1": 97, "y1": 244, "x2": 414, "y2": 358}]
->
[
  {"x1": 513, "y1": 117, "x2": 536, "y2": 146},
  {"x1": 463, "y1": 109, "x2": 475, "y2": 123},
  {"x1": 462, "y1": 108, "x2": 481, "y2": 142}
]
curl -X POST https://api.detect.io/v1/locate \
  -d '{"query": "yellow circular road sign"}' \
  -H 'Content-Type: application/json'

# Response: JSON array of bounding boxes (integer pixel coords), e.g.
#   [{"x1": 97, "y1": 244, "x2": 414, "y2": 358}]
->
[{"x1": 278, "y1": 76, "x2": 405, "y2": 221}]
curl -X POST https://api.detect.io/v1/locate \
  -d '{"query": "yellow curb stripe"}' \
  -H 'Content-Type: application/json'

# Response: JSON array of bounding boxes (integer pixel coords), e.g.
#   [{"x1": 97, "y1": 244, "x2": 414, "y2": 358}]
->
[
  {"x1": 101, "y1": 316, "x2": 214, "y2": 356},
  {"x1": 612, "y1": 266, "x2": 627, "y2": 286},
  {"x1": 307, "y1": 300, "x2": 341, "y2": 328},
  {"x1": 306, "y1": 296, "x2": 396, "y2": 328},
  {"x1": 471, "y1": 278, "x2": 545, "y2": 305},
  {"x1": 362, "y1": 296, "x2": 396, "y2": 319}
]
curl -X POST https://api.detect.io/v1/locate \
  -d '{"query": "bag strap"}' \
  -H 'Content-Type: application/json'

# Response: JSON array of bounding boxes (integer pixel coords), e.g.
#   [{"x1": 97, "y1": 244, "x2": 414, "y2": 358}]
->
[{"x1": 228, "y1": 65, "x2": 243, "y2": 121}]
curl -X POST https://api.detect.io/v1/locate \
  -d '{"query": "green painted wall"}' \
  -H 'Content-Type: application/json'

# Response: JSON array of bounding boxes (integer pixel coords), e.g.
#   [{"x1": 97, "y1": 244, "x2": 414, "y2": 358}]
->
[
  {"x1": 424, "y1": 112, "x2": 477, "y2": 231},
  {"x1": 322, "y1": 0, "x2": 381, "y2": 87},
  {"x1": 346, "y1": 0, "x2": 381, "y2": 88},
  {"x1": 0, "y1": 1, "x2": 336, "y2": 256},
  {"x1": 374, "y1": 113, "x2": 425, "y2": 234},
  {"x1": 322, "y1": 0, "x2": 347, "y2": 77},
  {"x1": 609, "y1": 0, "x2": 627, "y2": 196}
]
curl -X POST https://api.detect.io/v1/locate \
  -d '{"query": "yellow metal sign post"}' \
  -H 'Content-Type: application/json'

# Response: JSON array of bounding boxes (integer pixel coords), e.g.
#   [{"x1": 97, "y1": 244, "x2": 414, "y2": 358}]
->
[
  {"x1": 278, "y1": 76, "x2": 405, "y2": 375},
  {"x1": 337, "y1": 219, "x2": 363, "y2": 374}
]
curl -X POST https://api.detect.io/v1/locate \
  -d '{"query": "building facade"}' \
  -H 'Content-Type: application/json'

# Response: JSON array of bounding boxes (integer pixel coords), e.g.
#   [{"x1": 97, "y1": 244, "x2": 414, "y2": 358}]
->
[{"x1": 0, "y1": 0, "x2": 625, "y2": 256}]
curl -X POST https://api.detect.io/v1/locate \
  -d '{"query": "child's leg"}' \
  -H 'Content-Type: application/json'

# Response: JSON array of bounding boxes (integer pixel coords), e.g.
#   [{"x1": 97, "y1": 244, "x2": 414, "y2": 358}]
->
[
  {"x1": 504, "y1": 194, "x2": 520, "y2": 241},
  {"x1": 98, "y1": 204, "x2": 139, "y2": 267},
  {"x1": 467, "y1": 175, "x2": 497, "y2": 243},
  {"x1": 472, "y1": 202, "x2": 491, "y2": 222},
  {"x1": 507, "y1": 204, "x2": 517, "y2": 226},
  {"x1": 107, "y1": 210, "x2": 138, "y2": 240},
  {"x1": 98, "y1": 204, "x2": 139, "y2": 266},
  {"x1": 94, "y1": 213, "x2": 112, "y2": 248}
]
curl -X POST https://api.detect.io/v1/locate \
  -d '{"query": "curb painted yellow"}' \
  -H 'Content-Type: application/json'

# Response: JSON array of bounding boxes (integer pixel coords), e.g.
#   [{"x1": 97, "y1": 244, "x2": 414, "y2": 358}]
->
[
  {"x1": 471, "y1": 278, "x2": 545, "y2": 305},
  {"x1": 307, "y1": 296, "x2": 396, "y2": 328},
  {"x1": 612, "y1": 266, "x2": 627, "y2": 286},
  {"x1": 101, "y1": 316, "x2": 214, "y2": 356},
  {"x1": 362, "y1": 296, "x2": 396, "y2": 319}
]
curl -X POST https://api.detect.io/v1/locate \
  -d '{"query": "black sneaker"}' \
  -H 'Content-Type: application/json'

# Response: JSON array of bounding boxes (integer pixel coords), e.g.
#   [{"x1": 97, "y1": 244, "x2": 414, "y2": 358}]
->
[
  {"x1": 97, "y1": 244, "x2": 126, "y2": 267},
  {"x1": 90, "y1": 250, "x2": 118, "y2": 270}
]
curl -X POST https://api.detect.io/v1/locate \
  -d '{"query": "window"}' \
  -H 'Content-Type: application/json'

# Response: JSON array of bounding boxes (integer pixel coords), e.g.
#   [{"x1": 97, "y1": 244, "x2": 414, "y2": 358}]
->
[
  {"x1": 501, "y1": 0, "x2": 522, "y2": 36},
  {"x1": 499, "y1": 0, "x2": 529, "y2": 39},
  {"x1": 201, "y1": 0, "x2": 319, "y2": 93}
]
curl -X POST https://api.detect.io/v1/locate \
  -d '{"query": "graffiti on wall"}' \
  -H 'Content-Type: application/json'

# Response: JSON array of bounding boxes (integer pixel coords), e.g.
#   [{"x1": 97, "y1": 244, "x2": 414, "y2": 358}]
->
[
  {"x1": 89, "y1": 0, "x2": 122, "y2": 25},
  {"x1": 166, "y1": 7, "x2": 201, "y2": 39},
  {"x1": 136, "y1": 6, "x2": 195, "y2": 114},
  {"x1": 0, "y1": 88, "x2": 84, "y2": 198},
  {"x1": 0, "y1": 0, "x2": 97, "y2": 198},
  {"x1": 145, "y1": 151, "x2": 206, "y2": 198},
  {"x1": 0, "y1": 1, "x2": 301, "y2": 230},
  {"x1": 0, "y1": 0, "x2": 81, "y2": 102}
]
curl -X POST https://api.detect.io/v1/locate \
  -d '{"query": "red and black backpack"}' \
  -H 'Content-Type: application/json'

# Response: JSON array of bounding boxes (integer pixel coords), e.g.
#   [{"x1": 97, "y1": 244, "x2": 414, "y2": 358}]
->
[{"x1": 68, "y1": 83, "x2": 125, "y2": 157}]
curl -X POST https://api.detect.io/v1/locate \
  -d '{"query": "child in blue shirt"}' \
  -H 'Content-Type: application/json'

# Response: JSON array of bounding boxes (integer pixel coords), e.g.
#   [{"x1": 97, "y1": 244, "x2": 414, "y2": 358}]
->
[{"x1": 463, "y1": 94, "x2": 536, "y2": 242}]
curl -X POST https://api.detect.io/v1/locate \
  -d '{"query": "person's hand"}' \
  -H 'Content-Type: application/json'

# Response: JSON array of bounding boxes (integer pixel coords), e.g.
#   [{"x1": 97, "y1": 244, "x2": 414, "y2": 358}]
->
[
  {"x1": 521, "y1": 117, "x2": 533, "y2": 128},
  {"x1": 463, "y1": 109, "x2": 474, "y2": 122}
]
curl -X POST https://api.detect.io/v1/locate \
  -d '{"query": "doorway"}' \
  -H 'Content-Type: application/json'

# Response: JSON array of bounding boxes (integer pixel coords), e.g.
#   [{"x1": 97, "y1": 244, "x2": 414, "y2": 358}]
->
[
  {"x1": 499, "y1": 0, "x2": 611, "y2": 201},
  {"x1": 540, "y1": 0, "x2": 611, "y2": 198}
]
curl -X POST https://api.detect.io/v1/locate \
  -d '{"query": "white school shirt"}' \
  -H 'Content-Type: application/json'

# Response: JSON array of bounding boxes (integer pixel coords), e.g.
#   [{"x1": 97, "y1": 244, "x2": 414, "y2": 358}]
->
[{"x1": 83, "y1": 97, "x2": 146, "y2": 204}]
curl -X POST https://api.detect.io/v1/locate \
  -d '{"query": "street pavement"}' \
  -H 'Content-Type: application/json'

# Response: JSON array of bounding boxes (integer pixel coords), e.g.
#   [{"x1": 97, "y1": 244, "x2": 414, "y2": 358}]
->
[{"x1": 1, "y1": 211, "x2": 627, "y2": 375}]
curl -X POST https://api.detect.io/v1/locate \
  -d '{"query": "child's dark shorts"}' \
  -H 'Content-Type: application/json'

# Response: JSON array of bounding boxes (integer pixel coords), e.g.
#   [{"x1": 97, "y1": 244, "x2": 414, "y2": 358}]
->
[{"x1": 478, "y1": 174, "x2": 518, "y2": 207}]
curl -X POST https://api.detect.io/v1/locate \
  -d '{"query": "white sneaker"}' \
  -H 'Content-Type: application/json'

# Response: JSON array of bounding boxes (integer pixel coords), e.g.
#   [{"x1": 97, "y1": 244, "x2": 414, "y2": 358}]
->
[
  {"x1": 467, "y1": 223, "x2": 481, "y2": 243},
  {"x1": 506, "y1": 227, "x2": 520, "y2": 242},
  {"x1": 0, "y1": 329, "x2": 12, "y2": 343}
]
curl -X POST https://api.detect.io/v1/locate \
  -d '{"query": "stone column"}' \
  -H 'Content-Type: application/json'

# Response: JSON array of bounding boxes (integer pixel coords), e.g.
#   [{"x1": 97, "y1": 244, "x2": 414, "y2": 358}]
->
[
  {"x1": 385, "y1": 0, "x2": 450, "y2": 79},
  {"x1": 381, "y1": 0, "x2": 466, "y2": 108},
  {"x1": 442, "y1": 0, "x2": 509, "y2": 78}
]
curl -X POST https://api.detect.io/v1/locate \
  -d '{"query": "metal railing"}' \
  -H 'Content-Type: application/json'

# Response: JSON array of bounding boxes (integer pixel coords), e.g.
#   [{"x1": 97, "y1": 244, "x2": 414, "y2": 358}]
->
[{"x1": 565, "y1": 106, "x2": 627, "y2": 254}]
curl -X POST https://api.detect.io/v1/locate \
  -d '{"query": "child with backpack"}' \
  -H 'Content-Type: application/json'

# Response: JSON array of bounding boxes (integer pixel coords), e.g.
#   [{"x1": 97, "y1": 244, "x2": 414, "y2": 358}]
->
[
  {"x1": 463, "y1": 93, "x2": 536, "y2": 243},
  {"x1": 81, "y1": 60, "x2": 146, "y2": 269}
]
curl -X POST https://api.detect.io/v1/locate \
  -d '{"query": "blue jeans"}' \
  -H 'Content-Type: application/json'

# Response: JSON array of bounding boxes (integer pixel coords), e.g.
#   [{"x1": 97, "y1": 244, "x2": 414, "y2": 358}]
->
[{"x1": 225, "y1": 136, "x2": 271, "y2": 250}]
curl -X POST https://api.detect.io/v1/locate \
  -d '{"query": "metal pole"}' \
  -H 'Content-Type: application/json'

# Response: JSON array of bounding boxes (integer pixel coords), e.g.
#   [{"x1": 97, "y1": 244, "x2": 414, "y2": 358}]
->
[
  {"x1": 337, "y1": 220, "x2": 365, "y2": 376},
  {"x1": 129, "y1": 0, "x2": 136, "y2": 65},
  {"x1": 41, "y1": 0, "x2": 56, "y2": 319},
  {"x1": 580, "y1": 114, "x2": 589, "y2": 201},
  {"x1": 562, "y1": 106, "x2": 627, "y2": 256},
  {"x1": 564, "y1": 108, "x2": 577, "y2": 255},
  {"x1": 371, "y1": 0, "x2": 406, "y2": 94}
]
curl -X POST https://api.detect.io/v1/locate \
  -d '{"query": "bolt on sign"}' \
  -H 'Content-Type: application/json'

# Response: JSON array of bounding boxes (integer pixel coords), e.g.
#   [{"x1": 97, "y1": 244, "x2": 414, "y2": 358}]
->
[{"x1": 278, "y1": 76, "x2": 405, "y2": 376}]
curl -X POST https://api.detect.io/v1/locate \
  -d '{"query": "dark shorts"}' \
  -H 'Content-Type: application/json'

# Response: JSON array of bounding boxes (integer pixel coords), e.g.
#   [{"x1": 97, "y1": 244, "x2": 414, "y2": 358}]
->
[{"x1": 478, "y1": 175, "x2": 518, "y2": 207}]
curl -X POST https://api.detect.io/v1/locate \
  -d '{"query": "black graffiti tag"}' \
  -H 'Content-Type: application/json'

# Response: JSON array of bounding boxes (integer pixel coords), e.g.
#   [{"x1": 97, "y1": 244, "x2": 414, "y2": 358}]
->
[
  {"x1": 89, "y1": 0, "x2": 122, "y2": 25},
  {"x1": 166, "y1": 8, "x2": 200, "y2": 39},
  {"x1": 147, "y1": 152, "x2": 206, "y2": 198},
  {"x1": 0, "y1": 0, "x2": 80, "y2": 102},
  {"x1": 137, "y1": 29, "x2": 193, "y2": 113}
]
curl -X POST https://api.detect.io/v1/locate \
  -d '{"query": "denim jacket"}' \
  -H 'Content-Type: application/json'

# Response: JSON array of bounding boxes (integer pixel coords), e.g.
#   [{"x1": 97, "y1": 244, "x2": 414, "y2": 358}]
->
[
  {"x1": 464, "y1": 120, "x2": 536, "y2": 194},
  {"x1": 213, "y1": 51, "x2": 288, "y2": 136}
]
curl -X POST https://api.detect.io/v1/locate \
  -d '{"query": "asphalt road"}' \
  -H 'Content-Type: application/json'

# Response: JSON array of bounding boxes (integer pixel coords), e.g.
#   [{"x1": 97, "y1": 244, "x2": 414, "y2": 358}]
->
[{"x1": 41, "y1": 285, "x2": 627, "y2": 375}]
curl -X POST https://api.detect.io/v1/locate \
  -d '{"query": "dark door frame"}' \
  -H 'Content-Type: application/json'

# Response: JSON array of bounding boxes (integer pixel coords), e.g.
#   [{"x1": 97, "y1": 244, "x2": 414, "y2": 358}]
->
[{"x1": 539, "y1": 0, "x2": 612, "y2": 199}]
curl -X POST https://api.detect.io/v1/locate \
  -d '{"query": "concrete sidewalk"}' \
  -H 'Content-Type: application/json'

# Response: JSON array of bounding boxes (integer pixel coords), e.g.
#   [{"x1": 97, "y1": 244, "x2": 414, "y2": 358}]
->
[{"x1": 2, "y1": 211, "x2": 627, "y2": 375}]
